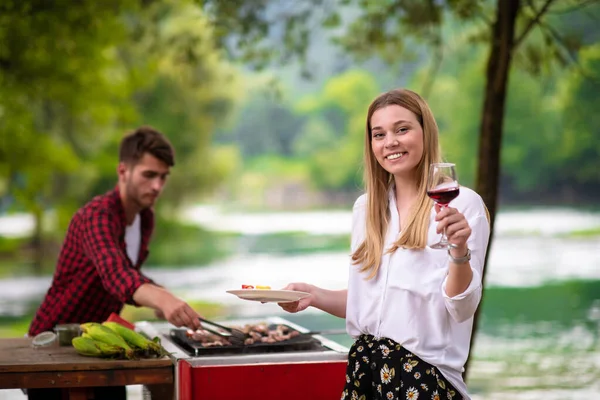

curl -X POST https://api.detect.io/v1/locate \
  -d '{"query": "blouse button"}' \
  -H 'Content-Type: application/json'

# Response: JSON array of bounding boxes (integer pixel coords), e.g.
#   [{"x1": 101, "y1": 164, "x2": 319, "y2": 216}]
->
[{"x1": 370, "y1": 362, "x2": 377, "y2": 370}]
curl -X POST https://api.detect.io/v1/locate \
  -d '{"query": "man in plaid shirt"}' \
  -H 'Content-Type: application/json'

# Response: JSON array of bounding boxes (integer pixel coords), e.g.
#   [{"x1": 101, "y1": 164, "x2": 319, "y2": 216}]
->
[{"x1": 27, "y1": 126, "x2": 201, "y2": 399}]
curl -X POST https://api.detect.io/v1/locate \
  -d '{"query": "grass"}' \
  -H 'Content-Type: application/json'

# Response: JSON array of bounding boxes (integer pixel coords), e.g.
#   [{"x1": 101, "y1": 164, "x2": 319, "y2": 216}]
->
[
  {"x1": 0, "y1": 236, "x2": 32, "y2": 278},
  {"x1": 0, "y1": 315, "x2": 32, "y2": 338},
  {"x1": 145, "y1": 217, "x2": 238, "y2": 267},
  {"x1": 559, "y1": 227, "x2": 600, "y2": 238},
  {"x1": 238, "y1": 232, "x2": 350, "y2": 255},
  {"x1": 478, "y1": 279, "x2": 600, "y2": 334}
]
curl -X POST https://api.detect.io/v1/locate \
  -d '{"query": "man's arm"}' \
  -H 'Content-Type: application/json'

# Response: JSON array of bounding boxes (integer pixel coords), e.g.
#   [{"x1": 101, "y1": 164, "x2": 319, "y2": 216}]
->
[
  {"x1": 81, "y1": 209, "x2": 201, "y2": 330},
  {"x1": 133, "y1": 283, "x2": 201, "y2": 330}
]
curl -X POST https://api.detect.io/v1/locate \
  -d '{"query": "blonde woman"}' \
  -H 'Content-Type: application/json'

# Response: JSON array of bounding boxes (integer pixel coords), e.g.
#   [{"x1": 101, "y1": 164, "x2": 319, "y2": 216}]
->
[{"x1": 279, "y1": 89, "x2": 490, "y2": 400}]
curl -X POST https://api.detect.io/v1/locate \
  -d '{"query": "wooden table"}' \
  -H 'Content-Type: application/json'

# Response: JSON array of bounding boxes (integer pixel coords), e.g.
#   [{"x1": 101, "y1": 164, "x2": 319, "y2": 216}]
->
[{"x1": 0, "y1": 338, "x2": 174, "y2": 399}]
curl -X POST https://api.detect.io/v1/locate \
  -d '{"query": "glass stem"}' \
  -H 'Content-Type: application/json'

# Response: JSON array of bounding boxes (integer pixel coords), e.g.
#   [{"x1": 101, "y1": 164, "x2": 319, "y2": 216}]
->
[
  {"x1": 440, "y1": 227, "x2": 448, "y2": 245},
  {"x1": 440, "y1": 205, "x2": 449, "y2": 244}
]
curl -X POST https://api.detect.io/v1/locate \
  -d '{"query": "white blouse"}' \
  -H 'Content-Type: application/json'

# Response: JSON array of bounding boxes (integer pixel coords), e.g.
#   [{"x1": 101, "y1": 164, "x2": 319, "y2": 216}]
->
[{"x1": 345, "y1": 186, "x2": 490, "y2": 399}]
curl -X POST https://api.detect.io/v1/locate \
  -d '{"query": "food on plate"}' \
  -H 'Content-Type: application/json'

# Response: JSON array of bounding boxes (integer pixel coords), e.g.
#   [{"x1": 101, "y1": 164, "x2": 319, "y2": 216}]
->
[
  {"x1": 185, "y1": 323, "x2": 301, "y2": 347},
  {"x1": 241, "y1": 284, "x2": 271, "y2": 289}
]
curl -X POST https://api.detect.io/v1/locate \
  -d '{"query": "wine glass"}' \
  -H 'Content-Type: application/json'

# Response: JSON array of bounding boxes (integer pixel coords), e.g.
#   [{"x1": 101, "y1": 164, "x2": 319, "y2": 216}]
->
[{"x1": 427, "y1": 163, "x2": 460, "y2": 249}]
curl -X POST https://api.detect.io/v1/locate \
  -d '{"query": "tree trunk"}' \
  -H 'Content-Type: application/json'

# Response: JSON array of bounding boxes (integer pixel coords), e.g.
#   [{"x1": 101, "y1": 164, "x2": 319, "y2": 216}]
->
[{"x1": 464, "y1": 0, "x2": 520, "y2": 380}]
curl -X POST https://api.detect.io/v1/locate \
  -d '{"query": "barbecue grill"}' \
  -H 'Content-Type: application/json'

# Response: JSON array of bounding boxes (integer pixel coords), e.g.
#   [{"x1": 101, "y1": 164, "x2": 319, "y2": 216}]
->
[{"x1": 136, "y1": 316, "x2": 350, "y2": 400}]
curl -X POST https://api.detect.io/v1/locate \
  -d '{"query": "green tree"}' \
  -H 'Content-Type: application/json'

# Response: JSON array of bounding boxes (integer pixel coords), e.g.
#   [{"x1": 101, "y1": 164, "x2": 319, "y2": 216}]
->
[
  {"x1": 198, "y1": 0, "x2": 598, "y2": 377},
  {"x1": 552, "y1": 43, "x2": 600, "y2": 200},
  {"x1": 123, "y1": 1, "x2": 241, "y2": 212},
  {"x1": 0, "y1": 0, "x2": 240, "y2": 272},
  {"x1": 295, "y1": 69, "x2": 380, "y2": 190},
  {"x1": 216, "y1": 85, "x2": 305, "y2": 159},
  {"x1": 0, "y1": 0, "x2": 141, "y2": 272}
]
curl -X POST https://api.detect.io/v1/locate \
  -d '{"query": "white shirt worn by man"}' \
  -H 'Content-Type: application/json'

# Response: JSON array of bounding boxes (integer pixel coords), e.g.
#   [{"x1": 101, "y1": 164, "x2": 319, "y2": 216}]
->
[
  {"x1": 125, "y1": 213, "x2": 141, "y2": 266},
  {"x1": 346, "y1": 186, "x2": 490, "y2": 400}
]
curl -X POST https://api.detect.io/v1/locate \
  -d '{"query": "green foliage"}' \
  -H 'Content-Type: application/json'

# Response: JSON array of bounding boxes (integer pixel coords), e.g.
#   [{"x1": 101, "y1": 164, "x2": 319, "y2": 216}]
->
[
  {"x1": 560, "y1": 227, "x2": 600, "y2": 238},
  {"x1": 240, "y1": 232, "x2": 350, "y2": 255},
  {"x1": 215, "y1": 85, "x2": 305, "y2": 158},
  {"x1": 0, "y1": 0, "x2": 242, "y2": 271},
  {"x1": 126, "y1": 1, "x2": 241, "y2": 210},
  {"x1": 554, "y1": 44, "x2": 600, "y2": 185},
  {"x1": 295, "y1": 69, "x2": 379, "y2": 191},
  {"x1": 145, "y1": 216, "x2": 236, "y2": 267},
  {"x1": 0, "y1": 0, "x2": 139, "y2": 217},
  {"x1": 200, "y1": 0, "x2": 600, "y2": 207},
  {"x1": 222, "y1": 69, "x2": 380, "y2": 194},
  {"x1": 409, "y1": 38, "x2": 600, "y2": 199},
  {"x1": 217, "y1": 34, "x2": 600, "y2": 203},
  {"x1": 0, "y1": 2, "x2": 145, "y2": 273},
  {"x1": 413, "y1": 48, "x2": 486, "y2": 187},
  {"x1": 479, "y1": 279, "x2": 600, "y2": 335}
]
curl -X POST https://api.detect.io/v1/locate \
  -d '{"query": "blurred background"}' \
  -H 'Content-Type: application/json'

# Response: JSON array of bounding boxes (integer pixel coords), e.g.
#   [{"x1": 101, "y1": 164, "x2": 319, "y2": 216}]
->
[{"x1": 0, "y1": 0, "x2": 599, "y2": 398}]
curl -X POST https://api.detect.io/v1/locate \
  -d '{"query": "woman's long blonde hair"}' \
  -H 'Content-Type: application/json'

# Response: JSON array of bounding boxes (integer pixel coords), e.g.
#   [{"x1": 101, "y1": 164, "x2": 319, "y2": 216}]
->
[{"x1": 352, "y1": 89, "x2": 442, "y2": 279}]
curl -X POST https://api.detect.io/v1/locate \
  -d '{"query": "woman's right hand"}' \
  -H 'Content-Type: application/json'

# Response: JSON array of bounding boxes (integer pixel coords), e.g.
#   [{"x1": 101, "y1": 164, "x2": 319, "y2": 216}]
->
[{"x1": 278, "y1": 282, "x2": 315, "y2": 313}]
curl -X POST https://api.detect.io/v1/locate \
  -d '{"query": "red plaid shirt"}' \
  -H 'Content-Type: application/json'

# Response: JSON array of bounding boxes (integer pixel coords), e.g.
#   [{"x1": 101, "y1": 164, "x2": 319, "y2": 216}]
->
[{"x1": 28, "y1": 187, "x2": 155, "y2": 336}]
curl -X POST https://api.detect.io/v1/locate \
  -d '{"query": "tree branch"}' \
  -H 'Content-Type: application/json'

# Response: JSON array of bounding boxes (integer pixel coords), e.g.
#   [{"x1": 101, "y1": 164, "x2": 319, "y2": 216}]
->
[
  {"x1": 0, "y1": 58, "x2": 11, "y2": 71},
  {"x1": 421, "y1": 33, "x2": 444, "y2": 99},
  {"x1": 549, "y1": 0, "x2": 598, "y2": 14},
  {"x1": 513, "y1": 0, "x2": 556, "y2": 49},
  {"x1": 538, "y1": 20, "x2": 600, "y2": 83},
  {"x1": 477, "y1": 9, "x2": 494, "y2": 27}
]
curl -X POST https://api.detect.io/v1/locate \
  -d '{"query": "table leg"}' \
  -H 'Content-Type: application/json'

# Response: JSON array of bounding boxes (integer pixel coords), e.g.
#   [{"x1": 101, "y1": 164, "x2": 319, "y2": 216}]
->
[
  {"x1": 65, "y1": 388, "x2": 89, "y2": 400},
  {"x1": 144, "y1": 383, "x2": 175, "y2": 400}
]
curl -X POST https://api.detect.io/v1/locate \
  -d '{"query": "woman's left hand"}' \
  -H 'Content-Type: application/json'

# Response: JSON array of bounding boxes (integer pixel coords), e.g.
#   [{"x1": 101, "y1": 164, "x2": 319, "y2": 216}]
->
[{"x1": 434, "y1": 204, "x2": 472, "y2": 252}]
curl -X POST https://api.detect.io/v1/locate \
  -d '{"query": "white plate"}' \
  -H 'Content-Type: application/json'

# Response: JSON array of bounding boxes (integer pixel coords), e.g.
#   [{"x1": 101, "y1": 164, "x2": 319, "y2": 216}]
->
[{"x1": 226, "y1": 289, "x2": 311, "y2": 303}]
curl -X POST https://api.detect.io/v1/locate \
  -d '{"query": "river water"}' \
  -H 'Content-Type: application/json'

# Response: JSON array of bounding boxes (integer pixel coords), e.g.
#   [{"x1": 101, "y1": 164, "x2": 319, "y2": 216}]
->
[{"x1": 0, "y1": 206, "x2": 599, "y2": 399}]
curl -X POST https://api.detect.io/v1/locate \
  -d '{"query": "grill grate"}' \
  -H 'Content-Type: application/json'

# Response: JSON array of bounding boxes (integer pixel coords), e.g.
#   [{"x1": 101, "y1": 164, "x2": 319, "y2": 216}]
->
[{"x1": 167, "y1": 326, "x2": 329, "y2": 357}]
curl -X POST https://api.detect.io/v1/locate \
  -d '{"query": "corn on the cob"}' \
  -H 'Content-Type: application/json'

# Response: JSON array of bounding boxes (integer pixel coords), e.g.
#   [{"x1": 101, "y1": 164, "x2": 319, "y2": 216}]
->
[
  {"x1": 93, "y1": 341, "x2": 125, "y2": 358},
  {"x1": 101, "y1": 321, "x2": 147, "y2": 348},
  {"x1": 72, "y1": 336, "x2": 103, "y2": 357},
  {"x1": 72, "y1": 336, "x2": 124, "y2": 358},
  {"x1": 80, "y1": 322, "x2": 135, "y2": 359},
  {"x1": 101, "y1": 321, "x2": 162, "y2": 356}
]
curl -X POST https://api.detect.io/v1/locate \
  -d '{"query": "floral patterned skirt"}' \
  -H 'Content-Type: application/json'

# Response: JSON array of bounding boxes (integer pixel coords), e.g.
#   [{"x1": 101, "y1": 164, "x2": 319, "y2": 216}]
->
[{"x1": 341, "y1": 335, "x2": 462, "y2": 400}]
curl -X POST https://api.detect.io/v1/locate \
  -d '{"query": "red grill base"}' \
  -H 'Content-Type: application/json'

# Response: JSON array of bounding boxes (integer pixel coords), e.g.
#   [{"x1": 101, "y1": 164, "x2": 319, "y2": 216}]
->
[{"x1": 178, "y1": 359, "x2": 348, "y2": 400}]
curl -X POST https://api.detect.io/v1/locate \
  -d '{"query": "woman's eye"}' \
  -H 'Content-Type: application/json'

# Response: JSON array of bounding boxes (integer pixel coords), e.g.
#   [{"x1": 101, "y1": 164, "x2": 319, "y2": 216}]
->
[
  {"x1": 373, "y1": 132, "x2": 384, "y2": 138},
  {"x1": 397, "y1": 127, "x2": 408, "y2": 134}
]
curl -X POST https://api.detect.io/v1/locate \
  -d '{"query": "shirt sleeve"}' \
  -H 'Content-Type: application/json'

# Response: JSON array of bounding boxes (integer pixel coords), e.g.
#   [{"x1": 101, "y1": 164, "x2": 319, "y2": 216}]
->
[
  {"x1": 350, "y1": 194, "x2": 368, "y2": 253},
  {"x1": 80, "y1": 208, "x2": 153, "y2": 305},
  {"x1": 441, "y1": 209, "x2": 491, "y2": 323}
]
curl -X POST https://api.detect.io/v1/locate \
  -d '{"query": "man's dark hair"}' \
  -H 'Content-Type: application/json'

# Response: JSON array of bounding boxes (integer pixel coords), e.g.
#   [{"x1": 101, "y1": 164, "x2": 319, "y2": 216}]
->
[{"x1": 119, "y1": 126, "x2": 175, "y2": 167}]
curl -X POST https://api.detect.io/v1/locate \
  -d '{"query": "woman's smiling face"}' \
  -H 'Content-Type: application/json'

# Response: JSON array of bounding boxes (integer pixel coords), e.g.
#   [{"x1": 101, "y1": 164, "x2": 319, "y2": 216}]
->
[{"x1": 370, "y1": 105, "x2": 424, "y2": 178}]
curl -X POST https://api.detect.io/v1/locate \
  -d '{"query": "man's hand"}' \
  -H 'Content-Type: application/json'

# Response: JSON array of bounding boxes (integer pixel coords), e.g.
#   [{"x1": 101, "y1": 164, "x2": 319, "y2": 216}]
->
[
  {"x1": 159, "y1": 296, "x2": 202, "y2": 330},
  {"x1": 133, "y1": 283, "x2": 201, "y2": 330}
]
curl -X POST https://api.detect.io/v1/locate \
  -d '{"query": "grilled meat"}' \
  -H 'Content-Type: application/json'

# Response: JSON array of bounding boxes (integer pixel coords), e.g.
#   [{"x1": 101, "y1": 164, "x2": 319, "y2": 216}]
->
[{"x1": 186, "y1": 323, "x2": 301, "y2": 347}]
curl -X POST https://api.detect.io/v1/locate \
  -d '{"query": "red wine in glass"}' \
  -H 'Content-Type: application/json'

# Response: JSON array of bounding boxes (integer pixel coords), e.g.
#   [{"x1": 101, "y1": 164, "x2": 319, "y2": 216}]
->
[
  {"x1": 427, "y1": 163, "x2": 459, "y2": 249},
  {"x1": 427, "y1": 187, "x2": 460, "y2": 206}
]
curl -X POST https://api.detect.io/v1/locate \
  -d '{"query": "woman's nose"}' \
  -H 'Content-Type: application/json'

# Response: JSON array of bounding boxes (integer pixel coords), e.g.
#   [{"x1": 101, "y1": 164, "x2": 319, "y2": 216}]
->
[{"x1": 385, "y1": 136, "x2": 399, "y2": 148}]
